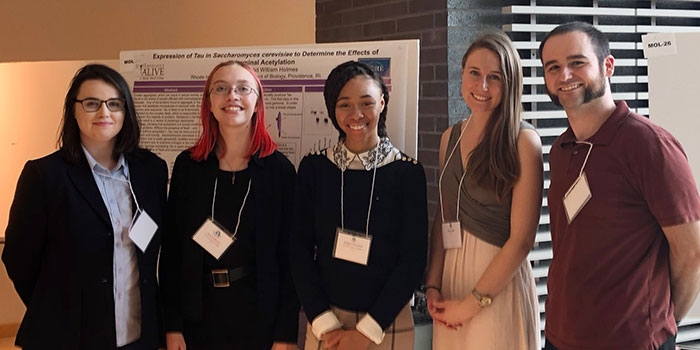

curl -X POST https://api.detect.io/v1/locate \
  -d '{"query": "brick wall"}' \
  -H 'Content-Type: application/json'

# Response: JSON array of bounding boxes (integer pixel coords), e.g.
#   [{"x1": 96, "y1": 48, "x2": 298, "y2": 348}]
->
[
  {"x1": 316, "y1": 0, "x2": 506, "y2": 220},
  {"x1": 316, "y1": 0, "x2": 448, "y2": 218}
]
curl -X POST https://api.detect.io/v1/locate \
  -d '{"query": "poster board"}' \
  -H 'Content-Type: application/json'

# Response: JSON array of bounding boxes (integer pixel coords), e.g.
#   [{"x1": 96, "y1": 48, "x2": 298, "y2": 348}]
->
[
  {"x1": 645, "y1": 31, "x2": 700, "y2": 318},
  {"x1": 119, "y1": 40, "x2": 420, "y2": 170}
]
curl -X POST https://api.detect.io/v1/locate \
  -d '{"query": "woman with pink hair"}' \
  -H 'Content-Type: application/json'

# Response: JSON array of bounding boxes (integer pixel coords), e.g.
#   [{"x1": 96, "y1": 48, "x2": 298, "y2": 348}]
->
[{"x1": 160, "y1": 61, "x2": 299, "y2": 350}]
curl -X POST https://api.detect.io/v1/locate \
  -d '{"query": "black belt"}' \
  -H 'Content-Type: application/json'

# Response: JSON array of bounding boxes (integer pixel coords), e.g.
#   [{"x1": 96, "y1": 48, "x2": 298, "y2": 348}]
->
[{"x1": 211, "y1": 266, "x2": 252, "y2": 288}]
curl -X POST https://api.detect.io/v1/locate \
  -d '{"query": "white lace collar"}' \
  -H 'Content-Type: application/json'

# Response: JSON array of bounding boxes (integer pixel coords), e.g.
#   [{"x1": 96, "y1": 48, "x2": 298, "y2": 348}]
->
[{"x1": 328, "y1": 137, "x2": 401, "y2": 171}]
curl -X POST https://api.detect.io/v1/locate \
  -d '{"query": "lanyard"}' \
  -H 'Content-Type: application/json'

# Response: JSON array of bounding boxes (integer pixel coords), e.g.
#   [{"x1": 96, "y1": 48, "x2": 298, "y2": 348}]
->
[
  {"x1": 96, "y1": 172, "x2": 142, "y2": 214},
  {"x1": 574, "y1": 141, "x2": 594, "y2": 177},
  {"x1": 438, "y1": 118, "x2": 471, "y2": 224},
  {"x1": 340, "y1": 148, "x2": 379, "y2": 237},
  {"x1": 211, "y1": 176, "x2": 252, "y2": 240}
]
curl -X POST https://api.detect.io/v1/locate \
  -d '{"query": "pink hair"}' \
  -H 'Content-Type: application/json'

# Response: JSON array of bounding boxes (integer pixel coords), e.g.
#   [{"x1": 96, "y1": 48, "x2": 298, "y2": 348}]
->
[{"x1": 189, "y1": 61, "x2": 276, "y2": 161}]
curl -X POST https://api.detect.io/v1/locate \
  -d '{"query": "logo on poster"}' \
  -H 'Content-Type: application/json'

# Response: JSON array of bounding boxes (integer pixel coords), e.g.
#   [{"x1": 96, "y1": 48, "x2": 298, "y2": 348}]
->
[
  {"x1": 139, "y1": 63, "x2": 165, "y2": 80},
  {"x1": 358, "y1": 58, "x2": 391, "y2": 78}
]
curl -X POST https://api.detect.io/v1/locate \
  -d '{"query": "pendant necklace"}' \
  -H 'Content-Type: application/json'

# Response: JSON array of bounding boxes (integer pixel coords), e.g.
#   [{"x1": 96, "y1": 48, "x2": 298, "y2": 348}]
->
[{"x1": 221, "y1": 157, "x2": 237, "y2": 184}]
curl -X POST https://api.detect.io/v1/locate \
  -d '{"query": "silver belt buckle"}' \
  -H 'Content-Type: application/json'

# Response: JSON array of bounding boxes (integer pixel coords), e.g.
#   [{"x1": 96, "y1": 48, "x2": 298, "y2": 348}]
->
[{"x1": 211, "y1": 269, "x2": 230, "y2": 288}]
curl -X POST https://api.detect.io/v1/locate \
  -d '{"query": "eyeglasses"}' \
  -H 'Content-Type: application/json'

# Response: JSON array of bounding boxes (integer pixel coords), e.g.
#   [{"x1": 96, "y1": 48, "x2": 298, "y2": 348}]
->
[
  {"x1": 209, "y1": 84, "x2": 258, "y2": 96},
  {"x1": 75, "y1": 98, "x2": 126, "y2": 112}
]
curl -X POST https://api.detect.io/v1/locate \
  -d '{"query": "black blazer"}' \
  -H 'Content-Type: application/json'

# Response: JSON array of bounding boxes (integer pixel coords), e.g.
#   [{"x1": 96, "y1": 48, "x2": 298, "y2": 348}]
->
[
  {"x1": 2, "y1": 149, "x2": 167, "y2": 350},
  {"x1": 159, "y1": 150, "x2": 299, "y2": 348}
]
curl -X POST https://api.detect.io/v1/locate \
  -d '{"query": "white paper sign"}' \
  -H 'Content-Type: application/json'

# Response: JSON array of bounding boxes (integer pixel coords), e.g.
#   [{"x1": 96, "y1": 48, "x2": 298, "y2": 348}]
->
[
  {"x1": 128, "y1": 209, "x2": 158, "y2": 252},
  {"x1": 442, "y1": 221, "x2": 462, "y2": 249},
  {"x1": 642, "y1": 33, "x2": 678, "y2": 58},
  {"x1": 563, "y1": 173, "x2": 592, "y2": 224},
  {"x1": 192, "y1": 219, "x2": 234, "y2": 259},
  {"x1": 333, "y1": 228, "x2": 372, "y2": 265}
]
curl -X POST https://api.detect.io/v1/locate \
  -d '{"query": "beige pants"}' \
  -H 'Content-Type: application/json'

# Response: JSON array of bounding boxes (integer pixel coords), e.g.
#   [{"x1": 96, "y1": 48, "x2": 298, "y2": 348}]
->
[{"x1": 304, "y1": 303, "x2": 414, "y2": 350}]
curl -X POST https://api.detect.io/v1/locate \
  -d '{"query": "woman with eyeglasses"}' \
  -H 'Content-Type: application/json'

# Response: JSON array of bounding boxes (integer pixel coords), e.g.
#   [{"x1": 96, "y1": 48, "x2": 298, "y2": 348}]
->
[
  {"x1": 3, "y1": 64, "x2": 168, "y2": 350},
  {"x1": 290, "y1": 61, "x2": 428, "y2": 350},
  {"x1": 159, "y1": 61, "x2": 299, "y2": 350}
]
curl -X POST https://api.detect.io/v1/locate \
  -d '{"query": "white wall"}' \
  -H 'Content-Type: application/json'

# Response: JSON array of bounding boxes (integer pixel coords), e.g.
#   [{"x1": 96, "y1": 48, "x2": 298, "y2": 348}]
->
[{"x1": 0, "y1": 0, "x2": 315, "y2": 62}]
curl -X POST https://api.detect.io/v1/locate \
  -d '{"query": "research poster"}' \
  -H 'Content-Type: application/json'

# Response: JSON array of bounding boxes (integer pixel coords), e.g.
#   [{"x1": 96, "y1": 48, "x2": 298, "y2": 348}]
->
[{"x1": 119, "y1": 40, "x2": 419, "y2": 170}]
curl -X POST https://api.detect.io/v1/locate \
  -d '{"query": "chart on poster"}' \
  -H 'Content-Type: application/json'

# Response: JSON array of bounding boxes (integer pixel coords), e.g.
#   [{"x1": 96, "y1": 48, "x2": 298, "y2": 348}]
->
[{"x1": 119, "y1": 40, "x2": 419, "y2": 170}]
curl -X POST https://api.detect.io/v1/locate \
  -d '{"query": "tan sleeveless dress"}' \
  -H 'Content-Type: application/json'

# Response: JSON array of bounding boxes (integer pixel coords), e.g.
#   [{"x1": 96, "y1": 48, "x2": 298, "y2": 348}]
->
[{"x1": 433, "y1": 120, "x2": 541, "y2": 350}]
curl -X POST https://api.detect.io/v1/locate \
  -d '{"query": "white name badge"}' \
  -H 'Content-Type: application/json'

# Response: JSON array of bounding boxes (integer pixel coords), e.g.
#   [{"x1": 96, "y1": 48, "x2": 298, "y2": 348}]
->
[
  {"x1": 128, "y1": 209, "x2": 158, "y2": 252},
  {"x1": 563, "y1": 173, "x2": 592, "y2": 224},
  {"x1": 333, "y1": 228, "x2": 372, "y2": 266},
  {"x1": 192, "y1": 219, "x2": 235, "y2": 259},
  {"x1": 442, "y1": 221, "x2": 462, "y2": 249}
]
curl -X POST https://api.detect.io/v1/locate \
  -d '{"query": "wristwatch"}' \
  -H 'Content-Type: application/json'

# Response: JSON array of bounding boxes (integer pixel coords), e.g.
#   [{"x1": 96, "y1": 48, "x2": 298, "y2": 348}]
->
[{"x1": 472, "y1": 288, "x2": 492, "y2": 307}]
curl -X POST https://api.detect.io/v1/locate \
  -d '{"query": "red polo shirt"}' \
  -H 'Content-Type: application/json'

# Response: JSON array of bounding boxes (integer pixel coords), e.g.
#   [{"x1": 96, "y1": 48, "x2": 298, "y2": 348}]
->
[{"x1": 546, "y1": 101, "x2": 700, "y2": 349}]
